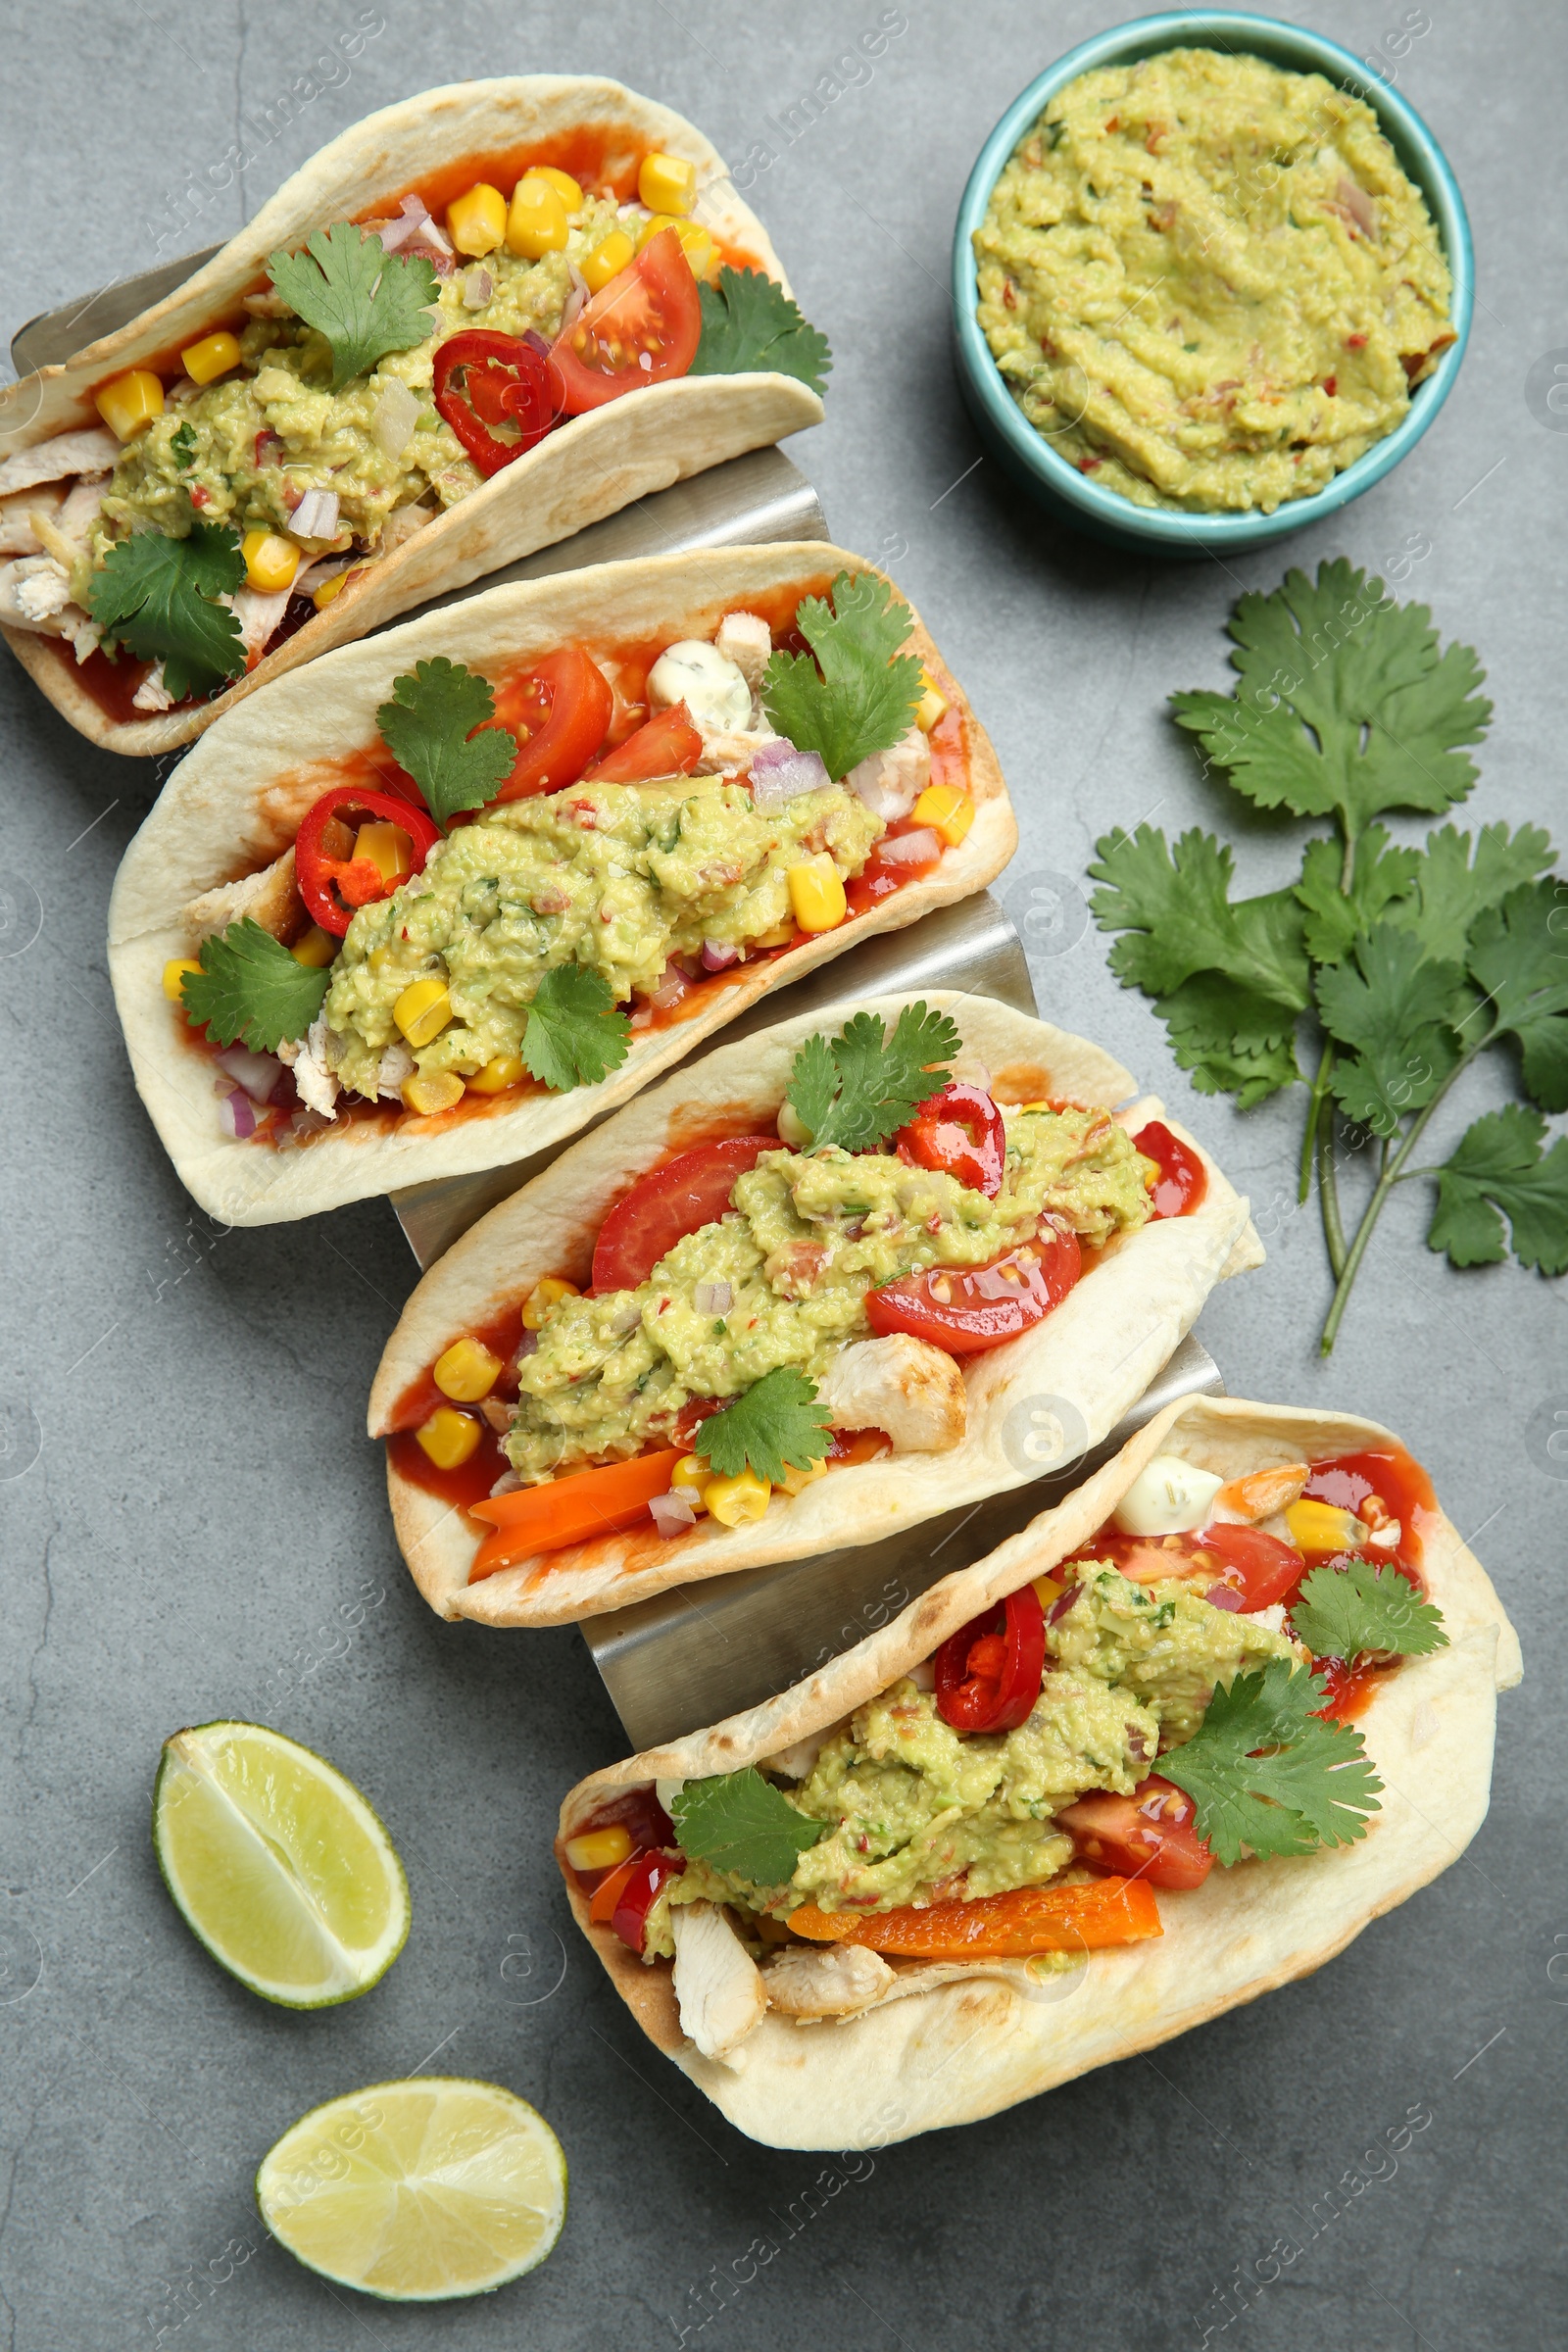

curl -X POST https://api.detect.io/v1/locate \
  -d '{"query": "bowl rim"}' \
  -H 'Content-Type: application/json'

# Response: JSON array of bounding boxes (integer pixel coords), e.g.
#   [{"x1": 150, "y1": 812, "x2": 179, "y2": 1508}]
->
[{"x1": 951, "y1": 9, "x2": 1474, "y2": 543}]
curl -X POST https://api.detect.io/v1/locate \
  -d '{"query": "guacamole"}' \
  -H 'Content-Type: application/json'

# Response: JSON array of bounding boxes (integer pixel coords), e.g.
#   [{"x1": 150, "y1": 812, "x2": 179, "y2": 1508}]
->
[
  {"x1": 506, "y1": 1110, "x2": 1153, "y2": 1480},
  {"x1": 321, "y1": 776, "x2": 884, "y2": 1100},
  {"x1": 974, "y1": 49, "x2": 1454, "y2": 513}
]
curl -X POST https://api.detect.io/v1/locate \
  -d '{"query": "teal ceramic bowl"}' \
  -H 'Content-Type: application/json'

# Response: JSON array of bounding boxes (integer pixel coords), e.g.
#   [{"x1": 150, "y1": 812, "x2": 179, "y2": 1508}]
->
[{"x1": 952, "y1": 11, "x2": 1473, "y2": 555}]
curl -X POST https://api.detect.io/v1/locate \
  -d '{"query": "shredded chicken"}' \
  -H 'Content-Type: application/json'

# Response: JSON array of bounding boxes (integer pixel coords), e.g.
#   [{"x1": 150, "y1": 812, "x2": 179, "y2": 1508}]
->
[
  {"x1": 379, "y1": 501, "x2": 437, "y2": 555},
  {"x1": 670, "y1": 1902, "x2": 767, "y2": 2061},
  {"x1": 815, "y1": 1334, "x2": 966, "y2": 1453},
  {"x1": 10, "y1": 555, "x2": 73, "y2": 624},
  {"x1": 289, "y1": 1009, "x2": 340, "y2": 1119},
  {"x1": 183, "y1": 848, "x2": 300, "y2": 944},
  {"x1": 0, "y1": 482, "x2": 64, "y2": 557},
  {"x1": 0, "y1": 426, "x2": 119, "y2": 498},
  {"x1": 762, "y1": 1941, "x2": 896, "y2": 2019},
  {"x1": 376, "y1": 1041, "x2": 415, "y2": 1099},
  {"x1": 845, "y1": 725, "x2": 931, "y2": 821},
  {"x1": 714, "y1": 609, "x2": 773, "y2": 693},
  {"x1": 131, "y1": 662, "x2": 174, "y2": 712},
  {"x1": 698, "y1": 722, "x2": 780, "y2": 780}
]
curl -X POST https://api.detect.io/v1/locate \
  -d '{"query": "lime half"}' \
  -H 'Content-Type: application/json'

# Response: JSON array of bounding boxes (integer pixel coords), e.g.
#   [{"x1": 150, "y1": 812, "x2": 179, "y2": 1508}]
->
[
  {"x1": 258, "y1": 2078, "x2": 567, "y2": 2300},
  {"x1": 153, "y1": 1721, "x2": 409, "y2": 2007}
]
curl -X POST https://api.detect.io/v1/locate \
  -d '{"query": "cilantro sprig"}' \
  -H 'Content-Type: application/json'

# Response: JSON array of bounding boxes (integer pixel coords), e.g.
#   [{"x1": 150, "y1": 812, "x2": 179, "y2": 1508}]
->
[
  {"x1": 1157, "y1": 1660, "x2": 1383, "y2": 1866},
  {"x1": 1088, "y1": 562, "x2": 1568, "y2": 1349},
  {"x1": 1291, "y1": 1562, "x2": 1448, "y2": 1665},
  {"x1": 671, "y1": 1767, "x2": 825, "y2": 1886},
  {"x1": 689, "y1": 267, "x2": 832, "y2": 397},
  {"x1": 375, "y1": 659, "x2": 517, "y2": 829},
  {"x1": 181, "y1": 917, "x2": 329, "y2": 1053},
  {"x1": 694, "y1": 1366, "x2": 832, "y2": 1486},
  {"x1": 85, "y1": 519, "x2": 247, "y2": 702},
  {"x1": 785, "y1": 1003, "x2": 960, "y2": 1152},
  {"x1": 761, "y1": 569, "x2": 924, "y2": 780},
  {"x1": 267, "y1": 220, "x2": 438, "y2": 392},
  {"x1": 521, "y1": 965, "x2": 631, "y2": 1094}
]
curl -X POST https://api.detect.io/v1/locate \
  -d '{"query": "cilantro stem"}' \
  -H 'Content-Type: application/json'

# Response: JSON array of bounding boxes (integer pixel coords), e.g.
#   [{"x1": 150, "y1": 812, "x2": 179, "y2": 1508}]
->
[
  {"x1": 1298, "y1": 1040, "x2": 1337, "y2": 1205},
  {"x1": 1316, "y1": 1102, "x2": 1348, "y2": 1279}
]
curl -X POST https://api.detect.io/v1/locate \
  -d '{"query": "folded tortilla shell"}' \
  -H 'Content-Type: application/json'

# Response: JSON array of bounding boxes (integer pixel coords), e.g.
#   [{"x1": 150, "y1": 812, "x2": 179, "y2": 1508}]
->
[
  {"x1": 372, "y1": 989, "x2": 1261, "y2": 1625},
  {"x1": 0, "y1": 75, "x2": 819, "y2": 756},
  {"x1": 559, "y1": 1394, "x2": 1520, "y2": 2149}
]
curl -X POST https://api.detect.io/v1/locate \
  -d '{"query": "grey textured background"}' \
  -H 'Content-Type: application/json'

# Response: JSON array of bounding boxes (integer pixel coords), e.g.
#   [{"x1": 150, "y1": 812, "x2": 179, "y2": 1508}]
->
[{"x1": 2, "y1": 4, "x2": 1563, "y2": 2348}]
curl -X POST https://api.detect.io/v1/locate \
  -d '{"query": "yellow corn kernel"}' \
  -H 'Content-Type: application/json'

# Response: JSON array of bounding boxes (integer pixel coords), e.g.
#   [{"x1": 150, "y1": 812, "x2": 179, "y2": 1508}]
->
[
  {"x1": 179, "y1": 329, "x2": 241, "y2": 385},
  {"x1": 637, "y1": 213, "x2": 711, "y2": 273},
  {"x1": 352, "y1": 819, "x2": 414, "y2": 888},
  {"x1": 564, "y1": 1823, "x2": 633, "y2": 1874},
  {"x1": 447, "y1": 180, "x2": 508, "y2": 257},
  {"x1": 290, "y1": 924, "x2": 336, "y2": 969},
  {"x1": 240, "y1": 527, "x2": 300, "y2": 594},
  {"x1": 163, "y1": 956, "x2": 202, "y2": 1002},
  {"x1": 636, "y1": 211, "x2": 681, "y2": 249},
  {"x1": 669, "y1": 1454, "x2": 710, "y2": 1511},
  {"x1": 580, "y1": 227, "x2": 636, "y2": 293},
  {"x1": 914, "y1": 669, "x2": 949, "y2": 733},
  {"x1": 466, "y1": 1052, "x2": 526, "y2": 1096},
  {"x1": 704, "y1": 1467, "x2": 772, "y2": 1528},
  {"x1": 1285, "y1": 1498, "x2": 1368, "y2": 1555},
  {"x1": 779, "y1": 1456, "x2": 828, "y2": 1498},
  {"x1": 312, "y1": 565, "x2": 364, "y2": 611},
  {"x1": 414, "y1": 1406, "x2": 481, "y2": 1470},
  {"x1": 521, "y1": 1274, "x2": 580, "y2": 1330},
  {"x1": 95, "y1": 368, "x2": 164, "y2": 440},
  {"x1": 368, "y1": 945, "x2": 395, "y2": 975},
  {"x1": 433, "y1": 1335, "x2": 504, "y2": 1402},
  {"x1": 638, "y1": 151, "x2": 698, "y2": 216},
  {"x1": 530, "y1": 165, "x2": 583, "y2": 211},
  {"x1": 401, "y1": 1068, "x2": 465, "y2": 1116},
  {"x1": 506, "y1": 172, "x2": 570, "y2": 259},
  {"x1": 1032, "y1": 1573, "x2": 1064, "y2": 1613},
  {"x1": 912, "y1": 782, "x2": 975, "y2": 847},
  {"x1": 394, "y1": 976, "x2": 452, "y2": 1048},
  {"x1": 787, "y1": 854, "x2": 847, "y2": 934}
]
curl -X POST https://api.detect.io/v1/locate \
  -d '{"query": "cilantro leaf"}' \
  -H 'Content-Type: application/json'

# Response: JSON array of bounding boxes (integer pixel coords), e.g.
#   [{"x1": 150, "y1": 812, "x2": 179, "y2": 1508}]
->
[
  {"x1": 760, "y1": 569, "x2": 923, "y2": 780},
  {"x1": 785, "y1": 1002, "x2": 960, "y2": 1152},
  {"x1": 267, "y1": 220, "x2": 437, "y2": 392},
  {"x1": 84, "y1": 520, "x2": 246, "y2": 701},
  {"x1": 1155, "y1": 975, "x2": 1301, "y2": 1108},
  {"x1": 671, "y1": 1767, "x2": 825, "y2": 1887},
  {"x1": 689, "y1": 266, "x2": 832, "y2": 397},
  {"x1": 1295, "y1": 824, "x2": 1421, "y2": 964},
  {"x1": 1466, "y1": 880, "x2": 1568, "y2": 1113},
  {"x1": 1390, "y1": 821, "x2": 1556, "y2": 963},
  {"x1": 520, "y1": 965, "x2": 631, "y2": 1093},
  {"x1": 1427, "y1": 1104, "x2": 1568, "y2": 1274},
  {"x1": 170, "y1": 421, "x2": 197, "y2": 470},
  {"x1": 1291, "y1": 1560, "x2": 1447, "y2": 1664},
  {"x1": 694, "y1": 1367, "x2": 832, "y2": 1485},
  {"x1": 1315, "y1": 930, "x2": 1466, "y2": 1137},
  {"x1": 1157, "y1": 1660, "x2": 1383, "y2": 1866},
  {"x1": 375, "y1": 659, "x2": 516, "y2": 829},
  {"x1": 181, "y1": 917, "x2": 329, "y2": 1053},
  {"x1": 1170, "y1": 559, "x2": 1491, "y2": 837},
  {"x1": 1089, "y1": 827, "x2": 1311, "y2": 1012}
]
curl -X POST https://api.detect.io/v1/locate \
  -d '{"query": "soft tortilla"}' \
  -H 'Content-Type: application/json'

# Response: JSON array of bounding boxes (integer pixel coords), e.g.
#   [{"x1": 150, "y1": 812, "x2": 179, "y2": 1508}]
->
[
  {"x1": 558, "y1": 1394, "x2": 1521, "y2": 2149},
  {"x1": 108, "y1": 545, "x2": 1016, "y2": 1223},
  {"x1": 0, "y1": 75, "x2": 819, "y2": 756},
  {"x1": 371, "y1": 989, "x2": 1261, "y2": 1624}
]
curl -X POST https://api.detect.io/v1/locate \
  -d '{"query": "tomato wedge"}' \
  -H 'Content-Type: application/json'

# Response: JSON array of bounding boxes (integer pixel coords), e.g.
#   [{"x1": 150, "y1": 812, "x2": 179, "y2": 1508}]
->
[
  {"x1": 431, "y1": 329, "x2": 562, "y2": 475},
  {"x1": 1133, "y1": 1119, "x2": 1208, "y2": 1217},
  {"x1": 583, "y1": 700, "x2": 705, "y2": 783},
  {"x1": 467, "y1": 1448, "x2": 685, "y2": 1579},
  {"x1": 1198, "y1": 1521, "x2": 1305, "y2": 1610},
  {"x1": 592, "y1": 1137, "x2": 784, "y2": 1292},
  {"x1": 934, "y1": 1582, "x2": 1046, "y2": 1732},
  {"x1": 488, "y1": 648, "x2": 613, "y2": 800},
  {"x1": 551, "y1": 227, "x2": 702, "y2": 414},
  {"x1": 1055, "y1": 1775, "x2": 1214, "y2": 1890},
  {"x1": 786, "y1": 1875, "x2": 1161, "y2": 1959},
  {"x1": 294, "y1": 783, "x2": 442, "y2": 937},
  {"x1": 896, "y1": 1080, "x2": 1006, "y2": 1198},
  {"x1": 864, "y1": 1221, "x2": 1081, "y2": 1355}
]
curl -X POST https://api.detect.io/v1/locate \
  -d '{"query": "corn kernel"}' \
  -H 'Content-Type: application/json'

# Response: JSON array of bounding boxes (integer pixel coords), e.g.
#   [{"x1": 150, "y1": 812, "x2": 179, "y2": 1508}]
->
[
  {"x1": 290, "y1": 924, "x2": 336, "y2": 969},
  {"x1": 704, "y1": 1467, "x2": 771, "y2": 1527},
  {"x1": 240, "y1": 527, "x2": 300, "y2": 594},
  {"x1": 401, "y1": 1068, "x2": 465, "y2": 1116},
  {"x1": 638, "y1": 151, "x2": 698, "y2": 216},
  {"x1": 368, "y1": 945, "x2": 395, "y2": 976},
  {"x1": 163, "y1": 956, "x2": 202, "y2": 1003},
  {"x1": 914, "y1": 669, "x2": 949, "y2": 733},
  {"x1": 564, "y1": 1823, "x2": 634, "y2": 1874},
  {"x1": 530, "y1": 165, "x2": 583, "y2": 210},
  {"x1": 521, "y1": 1274, "x2": 579, "y2": 1330},
  {"x1": 352, "y1": 819, "x2": 414, "y2": 888},
  {"x1": 466, "y1": 1052, "x2": 526, "y2": 1096},
  {"x1": 313, "y1": 565, "x2": 364, "y2": 611},
  {"x1": 179, "y1": 329, "x2": 241, "y2": 386},
  {"x1": 778, "y1": 1455, "x2": 828, "y2": 1498},
  {"x1": 912, "y1": 782, "x2": 975, "y2": 847},
  {"x1": 415, "y1": 1406, "x2": 481, "y2": 1470},
  {"x1": 787, "y1": 854, "x2": 848, "y2": 934},
  {"x1": 447, "y1": 180, "x2": 508, "y2": 257},
  {"x1": 580, "y1": 227, "x2": 636, "y2": 293},
  {"x1": 95, "y1": 368, "x2": 165, "y2": 440},
  {"x1": 394, "y1": 976, "x2": 452, "y2": 1047},
  {"x1": 433, "y1": 1335, "x2": 504, "y2": 1402},
  {"x1": 1032, "y1": 1573, "x2": 1064, "y2": 1613},
  {"x1": 636, "y1": 212, "x2": 711, "y2": 274},
  {"x1": 670, "y1": 1454, "x2": 710, "y2": 1511},
  {"x1": 1285, "y1": 1498, "x2": 1368, "y2": 1555},
  {"x1": 506, "y1": 172, "x2": 570, "y2": 259}
]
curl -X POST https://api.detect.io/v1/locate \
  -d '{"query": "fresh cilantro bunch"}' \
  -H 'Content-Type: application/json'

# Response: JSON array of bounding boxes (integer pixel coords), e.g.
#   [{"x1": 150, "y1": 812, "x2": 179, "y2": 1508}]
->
[
  {"x1": 671, "y1": 1767, "x2": 825, "y2": 1886},
  {"x1": 375, "y1": 659, "x2": 517, "y2": 828},
  {"x1": 1089, "y1": 562, "x2": 1568, "y2": 1350},
  {"x1": 85, "y1": 520, "x2": 247, "y2": 702},
  {"x1": 784, "y1": 1002, "x2": 959, "y2": 1151},
  {"x1": 1157, "y1": 1659, "x2": 1383, "y2": 1865},
  {"x1": 689, "y1": 267, "x2": 832, "y2": 397},
  {"x1": 761, "y1": 569, "x2": 924, "y2": 779},
  {"x1": 182, "y1": 918, "x2": 328, "y2": 1052},
  {"x1": 268, "y1": 220, "x2": 438, "y2": 390},
  {"x1": 695, "y1": 1367, "x2": 832, "y2": 1485}
]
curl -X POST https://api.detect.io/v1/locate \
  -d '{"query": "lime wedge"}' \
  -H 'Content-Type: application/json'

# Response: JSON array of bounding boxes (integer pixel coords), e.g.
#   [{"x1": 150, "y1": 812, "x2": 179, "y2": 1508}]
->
[
  {"x1": 152, "y1": 1721, "x2": 409, "y2": 2007},
  {"x1": 257, "y1": 2078, "x2": 567, "y2": 2300}
]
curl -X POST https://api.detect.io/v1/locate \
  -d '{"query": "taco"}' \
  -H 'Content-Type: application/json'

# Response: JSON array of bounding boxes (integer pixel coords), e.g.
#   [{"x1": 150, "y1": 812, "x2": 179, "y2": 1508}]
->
[
  {"x1": 108, "y1": 547, "x2": 1015, "y2": 1224},
  {"x1": 0, "y1": 76, "x2": 824, "y2": 755},
  {"x1": 370, "y1": 987, "x2": 1260, "y2": 1627},
  {"x1": 556, "y1": 1394, "x2": 1519, "y2": 2149}
]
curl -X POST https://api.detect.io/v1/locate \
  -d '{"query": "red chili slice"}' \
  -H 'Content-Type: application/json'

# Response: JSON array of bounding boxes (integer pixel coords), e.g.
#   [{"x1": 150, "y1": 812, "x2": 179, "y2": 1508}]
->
[
  {"x1": 611, "y1": 1849, "x2": 685, "y2": 1954},
  {"x1": 864, "y1": 1221, "x2": 1081, "y2": 1355},
  {"x1": 934, "y1": 1581, "x2": 1046, "y2": 1733},
  {"x1": 294, "y1": 783, "x2": 443, "y2": 938},
  {"x1": 1132, "y1": 1119, "x2": 1208, "y2": 1217},
  {"x1": 895, "y1": 1080, "x2": 1006, "y2": 1198},
  {"x1": 432, "y1": 330, "x2": 563, "y2": 476}
]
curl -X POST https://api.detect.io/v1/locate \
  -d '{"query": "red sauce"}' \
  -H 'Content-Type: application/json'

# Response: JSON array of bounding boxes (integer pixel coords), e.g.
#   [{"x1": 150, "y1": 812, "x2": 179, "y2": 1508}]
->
[
  {"x1": 45, "y1": 636, "x2": 155, "y2": 725},
  {"x1": 847, "y1": 816, "x2": 943, "y2": 915}
]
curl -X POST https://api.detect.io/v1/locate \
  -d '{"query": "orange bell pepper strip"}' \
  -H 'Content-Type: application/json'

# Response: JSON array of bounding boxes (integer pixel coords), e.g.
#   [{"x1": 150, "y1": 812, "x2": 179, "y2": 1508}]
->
[
  {"x1": 587, "y1": 1857, "x2": 642, "y2": 1926},
  {"x1": 468, "y1": 1448, "x2": 685, "y2": 1580},
  {"x1": 785, "y1": 1876, "x2": 1161, "y2": 1960}
]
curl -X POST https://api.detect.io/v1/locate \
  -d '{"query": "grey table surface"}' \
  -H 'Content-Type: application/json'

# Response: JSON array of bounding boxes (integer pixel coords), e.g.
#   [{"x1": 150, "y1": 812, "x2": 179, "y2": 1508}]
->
[{"x1": 2, "y1": 4, "x2": 1563, "y2": 2348}]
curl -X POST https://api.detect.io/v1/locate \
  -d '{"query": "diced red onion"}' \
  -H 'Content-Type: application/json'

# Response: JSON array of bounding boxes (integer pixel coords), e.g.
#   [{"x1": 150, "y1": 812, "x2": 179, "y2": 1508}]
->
[
  {"x1": 291, "y1": 488, "x2": 339, "y2": 540},
  {"x1": 1203, "y1": 1582, "x2": 1246, "y2": 1613},
  {"x1": 218, "y1": 1090, "x2": 257, "y2": 1141},
  {"x1": 694, "y1": 1279, "x2": 732, "y2": 1316},
  {"x1": 748, "y1": 737, "x2": 830, "y2": 809},
  {"x1": 647, "y1": 964, "x2": 690, "y2": 1009},
  {"x1": 490, "y1": 1469, "x2": 523, "y2": 1497},
  {"x1": 1337, "y1": 177, "x2": 1378, "y2": 237},
  {"x1": 463, "y1": 267, "x2": 494, "y2": 310},
  {"x1": 216, "y1": 1045, "x2": 282, "y2": 1102},
  {"x1": 872, "y1": 824, "x2": 942, "y2": 872},
  {"x1": 649, "y1": 1490, "x2": 698, "y2": 1538},
  {"x1": 700, "y1": 938, "x2": 739, "y2": 972},
  {"x1": 521, "y1": 329, "x2": 552, "y2": 360},
  {"x1": 373, "y1": 196, "x2": 429, "y2": 253},
  {"x1": 1048, "y1": 1582, "x2": 1079, "y2": 1625},
  {"x1": 512, "y1": 1331, "x2": 539, "y2": 1368},
  {"x1": 609, "y1": 1302, "x2": 642, "y2": 1334},
  {"x1": 562, "y1": 263, "x2": 588, "y2": 330}
]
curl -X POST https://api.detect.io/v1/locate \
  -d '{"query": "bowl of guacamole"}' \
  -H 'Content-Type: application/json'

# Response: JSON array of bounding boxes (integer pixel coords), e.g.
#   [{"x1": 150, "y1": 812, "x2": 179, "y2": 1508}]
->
[{"x1": 952, "y1": 12, "x2": 1472, "y2": 553}]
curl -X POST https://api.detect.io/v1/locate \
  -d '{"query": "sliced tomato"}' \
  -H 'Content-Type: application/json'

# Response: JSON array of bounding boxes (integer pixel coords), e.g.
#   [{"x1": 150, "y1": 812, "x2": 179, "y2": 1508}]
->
[
  {"x1": 489, "y1": 647, "x2": 613, "y2": 801},
  {"x1": 1133, "y1": 1119, "x2": 1208, "y2": 1217},
  {"x1": 1198, "y1": 1521, "x2": 1305, "y2": 1611},
  {"x1": 293, "y1": 783, "x2": 442, "y2": 938},
  {"x1": 786, "y1": 1875, "x2": 1162, "y2": 1959},
  {"x1": 864, "y1": 1221, "x2": 1081, "y2": 1355},
  {"x1": 467, "y1": 1448, "x2": 685, "y2": 1579},
  {"x1": 584, "y1": 701, "x2": 704, "y2": 784},
  {"x1": 592, "y1": 1137, "x2": 785, "y2": 1291},
  {"x1": 896, "y1": 1081, "x2": 1006, "y2": 1199},
  {"x1": 934, "y1": 1583, "x2": 1045, "y2": 1732},
  {"x1": 1055, "y1": 1775, "x2": 1214, "y2": 1889},
  {"x1": 551, "y1": 227, "x2": 702, "y2": 414}
]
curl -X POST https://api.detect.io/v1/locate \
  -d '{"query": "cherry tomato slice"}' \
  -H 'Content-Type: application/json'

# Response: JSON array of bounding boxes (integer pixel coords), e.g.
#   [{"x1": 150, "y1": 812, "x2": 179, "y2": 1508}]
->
[
  {"x1": 488, "y1": 647, "x2": 613, "y2": 800},
  {"x1": 551, "y1": 228, "x2": 703, "y2": 414},
  {"x1": 934, "y1": 1582, "x2": 1046, "y2": 1733},
  {"x1": 1055, "y1": 1774, "x2": 1214, "y2": 1889},
  {"x1": 865, "y1": 1221, "x2": 1081, "y2": 1355},
  {"x1": 584, "y1": 701, "x2": 704, "y2": 784},
  {"x1": 293, "y1": 783, "x2": 442, "y2": 938},
  {"x1": 593, "y1": 1137, "x2": 785, "y2": 1292},
  {"x1": 612, "y1": 1849, "x2": 685, "y2": 1954},
  {"x1": 1133, "y1": 1119, "x2": 1208, "y2": 1217},
  {"x1": 432, "y1": 330, "x2": 563, "y2": 475},
  {"x1": 896, "y1": 1080, "x2": 1006, "y2": 1198},
  {"x1": 1198, "y1": 1521, "x2": 1305, "y2": 1611}
]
